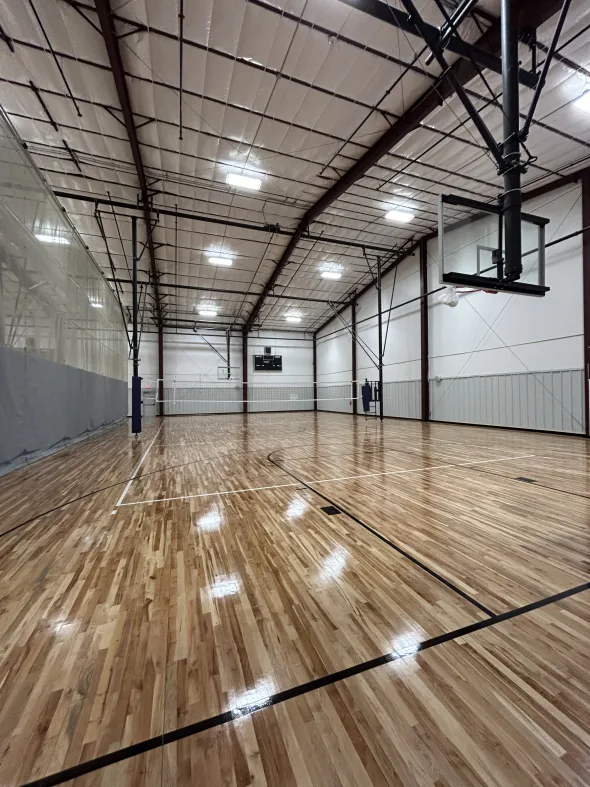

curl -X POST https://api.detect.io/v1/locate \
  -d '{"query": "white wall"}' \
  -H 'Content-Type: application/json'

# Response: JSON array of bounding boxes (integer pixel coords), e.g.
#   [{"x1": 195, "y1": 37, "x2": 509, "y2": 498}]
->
[
  {"x1": 356, "y1": 252, "x2": 421, "y2": 384},
  {"x1": 316, "y1": 253, "x2": 422, "y2": 418},
  {"x1": 316, "y1": 306, "x2": 352, "y2": 384},
  {"x1": 129, "y1": 329, "x2": 314, "y2": 414},
  {"x1": 314, "y1": 181, "x2": 585, "y2": 432},
  {"x1": 428, "y1": 183, "x2": 583, "y2": 378},
  {"x1": 248, "y1": 330, "x2": 313, "y2": 385}
]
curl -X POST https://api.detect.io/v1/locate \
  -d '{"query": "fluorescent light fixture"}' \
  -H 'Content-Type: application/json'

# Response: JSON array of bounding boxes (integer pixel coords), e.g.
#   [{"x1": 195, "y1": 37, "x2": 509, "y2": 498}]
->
[
  {"x1": 574, "y1": 91, "x2": 590, "y2": 114},
  {"x1": 89, "y1": 301, "x2": 103, "y2": 308},
  {"x1": 385, "y1": 208, "x2": 414, "y2": 223},
  {"x1": 35, "y1": 233, "x2": 70, "y2": 245},
  {"x1": 199, "y1": 308, "x2": 218, "y2": 317},
  {"x1": 321, "y1": 271, "x2": 342, "y2": 280},
  {"x1": 226, "y1": 173, "x2": 262, "y2": 190},
  {"x1": 285, "y1": 316, "x2": 302, "y2": 323},
  {"x1": 209, "y1": 256, "x2": 233, "y2": 266}
]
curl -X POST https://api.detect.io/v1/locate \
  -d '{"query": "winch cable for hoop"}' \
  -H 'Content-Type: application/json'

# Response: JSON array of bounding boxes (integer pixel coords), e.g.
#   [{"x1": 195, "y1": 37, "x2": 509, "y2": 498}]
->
[
  {"x1": 327, "y1": 301, "x2": 380, "y2": 369},
  {"x1": 382, "y1": 264, "x2": 398, "y2": 354}
]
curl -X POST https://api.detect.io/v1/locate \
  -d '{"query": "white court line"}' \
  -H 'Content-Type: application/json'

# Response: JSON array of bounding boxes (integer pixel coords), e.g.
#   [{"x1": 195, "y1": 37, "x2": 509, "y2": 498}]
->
[
  {"x1": 119, "y1": 481, "x2": 300, "y2": 505},
  {"x1": 115, "y1": 422, "x2": 165, "y2": 507},
  {"x1": 118, "y1": 453, "x2": 534, "y2": 507}
]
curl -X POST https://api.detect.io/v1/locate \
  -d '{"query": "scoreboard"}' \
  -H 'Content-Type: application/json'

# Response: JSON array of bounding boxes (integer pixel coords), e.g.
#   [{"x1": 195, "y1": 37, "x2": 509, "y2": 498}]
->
[{"x1": 254, "y1": 355, "x2": 282, "y2": 371}]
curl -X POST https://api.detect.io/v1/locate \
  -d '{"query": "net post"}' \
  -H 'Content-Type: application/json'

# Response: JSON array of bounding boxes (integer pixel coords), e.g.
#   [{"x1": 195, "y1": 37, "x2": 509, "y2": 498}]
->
[
  {"x1": 351, "y1": 300, "x2": 357, "y2": 415},
  {"x1": 242, "y1": 329, "x2": 248, "y2": 414},
  {"x1": 131, "y1": 215, "x2": 142, "y2": 435},
  {"x1": 158, "y1": 321, "x2": 164, "y2": 417},
  {"x1": 420, "y1": 238, "x2": 430, "y2": 422},
  {"x1": 377, "y1": 256, "x2": 384, "y2": 422},
  {"x1": 313, "y1": 332, "x2": 318, "y2": 412}
]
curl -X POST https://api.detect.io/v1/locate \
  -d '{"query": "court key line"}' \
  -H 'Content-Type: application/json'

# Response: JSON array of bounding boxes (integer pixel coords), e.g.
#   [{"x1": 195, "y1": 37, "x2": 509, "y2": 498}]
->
[
  {"x1": 118, "y1": 453, "x2": 535, "y2": 506},
  {"x1": 113, "y1": 422, "x2": 164, "y2": 510},
  {"x1": 20, "y1": 580, "x2": 590, "y2": 787}
]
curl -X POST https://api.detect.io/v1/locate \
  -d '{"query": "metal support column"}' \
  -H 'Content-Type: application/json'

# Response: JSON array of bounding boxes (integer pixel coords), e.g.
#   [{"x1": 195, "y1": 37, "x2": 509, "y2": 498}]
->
[
  {"x1": 313, "y1": 333, "x2": 318, "y2": 412},
  {"x1": 582, "y1": 172, "x2": 590, "y2": 436},
  {"x1": 158, "y1": 321, "x2": 164, "y2": 417},
  {"x1": 131, "y1": 216, "x2": 142, "y2": 434},
  {"x1": 351, "y1": 301, "x2": 357, "y2": 416},
  {"x1": 420, "y1": 239, "x2": 430, "y2": 422},
  {"x1": 226, "y1": 329, "x2": 231, "y2": 379},
  {"x1": 501, "y1": 0, "x2": 523, "y2": 280},
  {"x1": 377, "y1": 256, "x2": 384, "y2": 421},
  {"x1": 242, "y1": 330, "x2": 248, "y2": 414}
]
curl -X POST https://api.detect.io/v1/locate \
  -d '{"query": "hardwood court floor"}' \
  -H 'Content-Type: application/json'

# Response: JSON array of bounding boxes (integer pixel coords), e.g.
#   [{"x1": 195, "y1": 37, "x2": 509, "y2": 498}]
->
[{"x1": 0, "y1": 412, "x2": 588, "y2": 786}]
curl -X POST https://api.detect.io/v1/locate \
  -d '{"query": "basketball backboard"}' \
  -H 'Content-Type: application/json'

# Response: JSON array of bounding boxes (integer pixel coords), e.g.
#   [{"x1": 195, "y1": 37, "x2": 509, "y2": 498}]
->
[{"x1": 438, "y1": 194, "x2": 550, "y2": 296}]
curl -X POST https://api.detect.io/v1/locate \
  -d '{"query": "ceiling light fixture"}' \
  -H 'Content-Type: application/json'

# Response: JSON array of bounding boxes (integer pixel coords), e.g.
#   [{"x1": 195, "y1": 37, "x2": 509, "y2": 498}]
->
[
  {"x1": 35, "y1": 233, "x2": 70, "y2": 244},
  {"x1": 385, "y1": 208, "x2": 414, "y2": 223},
  {"x1": 209, "y1": 256, "x2": 233, "y2": 266},
  {"x1": 574, "y1": 91, "x2": 590, "y2": 114},
  {"x1": 286, "y1": 315, "x2": 302, "y2": 323},
  {"x1": 321, "y1": 271, "x2": 342, "y2": 280},
  {"x1": 226, "y1": 173, "x2": 262, "y2": 190},
  {"x1": 89, "y1": 301, "x2": 103, "y2": 308},
  {"x1": 199, "y1": 308, "x2": 218, "y2": 317}
]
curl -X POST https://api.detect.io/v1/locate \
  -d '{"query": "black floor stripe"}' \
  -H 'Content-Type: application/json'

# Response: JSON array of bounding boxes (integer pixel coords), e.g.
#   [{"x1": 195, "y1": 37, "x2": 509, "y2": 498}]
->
[
  {"x1": 267, "y1": 452, "x2": 496, "y2": 618},
  {"x1": 20, "y1": 581, "x2": 590, "y2": 787},
  {"x1": 464, "y1": 462, "x2": 590, "y2": 501}
]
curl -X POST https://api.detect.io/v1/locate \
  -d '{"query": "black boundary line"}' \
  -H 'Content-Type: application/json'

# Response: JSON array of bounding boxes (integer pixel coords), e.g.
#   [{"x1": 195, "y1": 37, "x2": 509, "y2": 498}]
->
[
  {"x1": 2, "y1": 411, "x2": 390, "y2": 540},
  {"x1": 267, "y1": 452, "x2": 496, "y2": 618},
  {"x1": 464, "y1": 462, "x2": 590, "y2": 502},
  {"x1": 5, "y1": 412, "x2": 577, "y2": 542},
  {"x1": 20, "y1": 581, "x2": 590, "y2": 787},
  {"x1": 0, "y1": 443, "x2": 288, "y2": 541}
]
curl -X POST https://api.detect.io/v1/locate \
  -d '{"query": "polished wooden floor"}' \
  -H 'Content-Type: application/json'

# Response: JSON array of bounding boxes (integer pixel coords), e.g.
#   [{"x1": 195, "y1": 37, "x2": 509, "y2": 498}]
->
[{"x1": 0, "y1": 413, "x2": 588, "y2": 786}]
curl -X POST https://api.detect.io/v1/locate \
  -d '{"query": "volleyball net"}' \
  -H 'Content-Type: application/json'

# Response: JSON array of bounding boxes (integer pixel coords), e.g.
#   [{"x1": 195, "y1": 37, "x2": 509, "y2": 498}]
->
[{"x1": 141, "y1": 378, "x2": 357, "y2": 415}]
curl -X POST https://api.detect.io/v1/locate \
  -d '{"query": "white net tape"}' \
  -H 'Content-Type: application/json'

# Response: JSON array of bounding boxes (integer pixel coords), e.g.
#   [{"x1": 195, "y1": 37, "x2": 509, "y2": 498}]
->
[{"x1": 142, "y1": 379, "x2": 357, "y2": 414}]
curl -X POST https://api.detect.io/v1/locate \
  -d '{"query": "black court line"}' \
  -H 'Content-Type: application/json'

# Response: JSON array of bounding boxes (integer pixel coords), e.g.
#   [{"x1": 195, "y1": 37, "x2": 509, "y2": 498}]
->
[
  {"x1": 462, "y1": 462, "x2": 590, "y2": 502},
  {"x1": 267, "y1": 452, "x2": 496, "y2": 618},
  {"x1": 20, "y1": 581, "x2": 590, "y2": 787},
  {"x1": 0, "y1": 445, "x2": 278, "y2": 540}
]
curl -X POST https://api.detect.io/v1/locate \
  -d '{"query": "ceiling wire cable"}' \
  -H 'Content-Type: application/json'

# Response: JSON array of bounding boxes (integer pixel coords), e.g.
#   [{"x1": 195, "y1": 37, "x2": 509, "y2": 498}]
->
[
  {"x1": 327, "y1": 302, "x2": 381, "y2": 368},
  {"x1": 382, "y1": 263, "x2": 398, "y2": 354}
]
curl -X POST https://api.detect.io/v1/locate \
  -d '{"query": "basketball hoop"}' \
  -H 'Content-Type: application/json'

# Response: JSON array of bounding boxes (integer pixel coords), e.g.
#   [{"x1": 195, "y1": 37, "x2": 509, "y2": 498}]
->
[{"x1": 456, "y1": 287, "x2": 498, "y2": 295}]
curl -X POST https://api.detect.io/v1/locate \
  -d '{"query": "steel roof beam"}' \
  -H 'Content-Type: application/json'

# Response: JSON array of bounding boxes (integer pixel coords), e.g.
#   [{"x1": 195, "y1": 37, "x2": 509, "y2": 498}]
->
[
  {"x1": 51, "y1": 190, "x2": 399, "y2": 253},
  {"x1": 94, "y1": 0, "x2": 161, "y2": 322},
  {"x1": 337, "y1": 0, "x2": 537, "y2": 88},
  {"x1": 243, "y1": 0, "x2": 563, "y2": 332}
]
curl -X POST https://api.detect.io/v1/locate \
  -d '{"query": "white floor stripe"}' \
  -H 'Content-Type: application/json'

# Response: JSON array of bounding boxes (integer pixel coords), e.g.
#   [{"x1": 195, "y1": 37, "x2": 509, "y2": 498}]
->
[
  {"x1": 119, "y1": 481, "x2": 299, "y2": 506},
  {"x1": 118, "y1": 453, "x2": 534, "y2": 507},
  {"x1": 115, "y1": 422, "x2": 164, "y2": 507}
]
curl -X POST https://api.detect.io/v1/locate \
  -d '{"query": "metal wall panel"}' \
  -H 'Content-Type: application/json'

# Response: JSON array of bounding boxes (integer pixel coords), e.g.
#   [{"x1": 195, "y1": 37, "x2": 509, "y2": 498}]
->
[
  {"x1": 317, "y1": 382, "x2": 354, "y2": 414},
  {"x1": 382, "y1": 380, "x2": 422, "y2": 419},
  {"x1": 429, "y1": 369, "x2": 585, "y2": 433}
]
